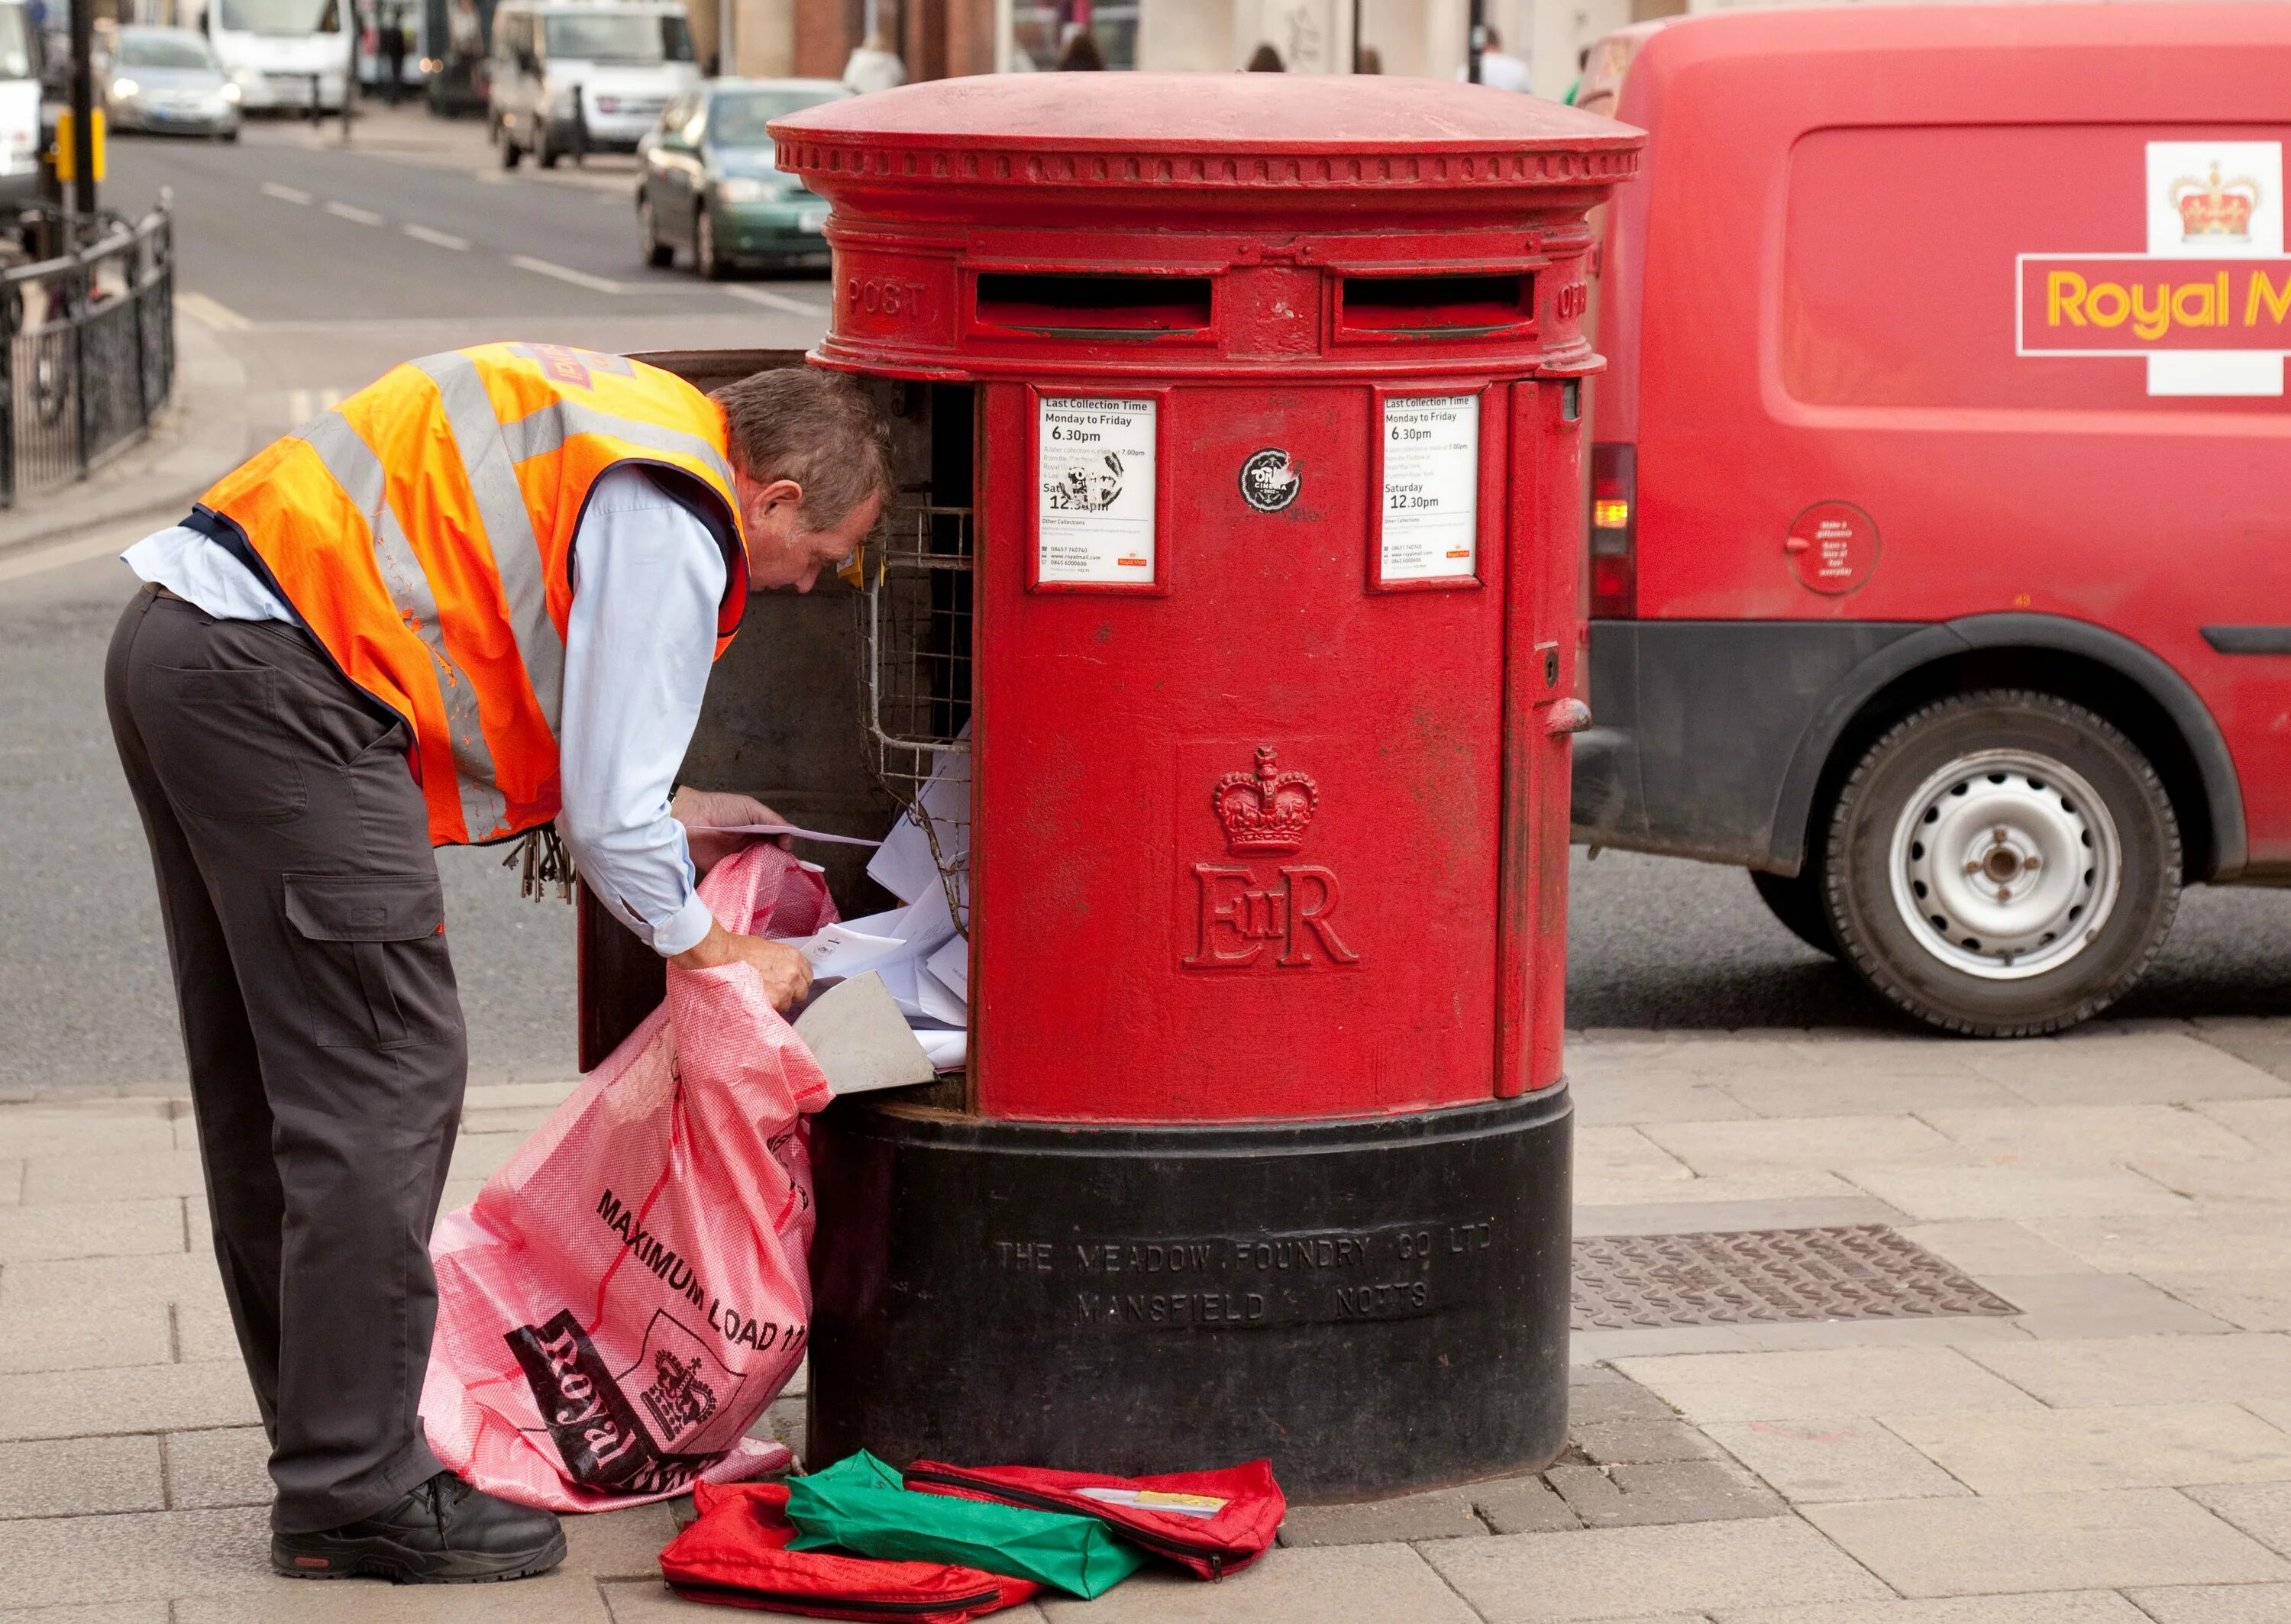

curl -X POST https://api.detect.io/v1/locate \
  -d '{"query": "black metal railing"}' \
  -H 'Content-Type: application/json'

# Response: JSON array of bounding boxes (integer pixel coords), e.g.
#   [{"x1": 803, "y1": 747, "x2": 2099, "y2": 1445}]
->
[{"x1": 0, "y1": 198, "x2": 175, "y2": 506}]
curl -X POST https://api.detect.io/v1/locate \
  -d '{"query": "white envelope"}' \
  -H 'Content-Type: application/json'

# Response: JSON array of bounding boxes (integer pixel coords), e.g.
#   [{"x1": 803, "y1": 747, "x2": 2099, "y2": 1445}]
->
[
  {"x1": 897, "y1": 870, "x2": 961, "y2": 960},
  {"x1": 867, "y1": 725, "x2": 971, "y2": 906},
  {"x1": 915, "y1": 1026, "x2": 968, "y2": 1071},
  {"x1": 924, "y1": 932, "x2": 968, "y2": 1002},
  {"x1": 794, "y1": 919, "x2": 911, "y2": 977},
  {"x1": 865, "y1": 810, "x2": 943, "y2": 906},
  {"x1": 915, "y1": 964, "x2": 966, "y2": 1026}
]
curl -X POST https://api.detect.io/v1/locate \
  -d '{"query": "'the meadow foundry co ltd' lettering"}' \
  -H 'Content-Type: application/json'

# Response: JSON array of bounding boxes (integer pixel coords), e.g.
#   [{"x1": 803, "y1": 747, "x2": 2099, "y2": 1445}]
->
[{"x1": 989, "y1": 1221, "x2": 1501, "y2": 1328}]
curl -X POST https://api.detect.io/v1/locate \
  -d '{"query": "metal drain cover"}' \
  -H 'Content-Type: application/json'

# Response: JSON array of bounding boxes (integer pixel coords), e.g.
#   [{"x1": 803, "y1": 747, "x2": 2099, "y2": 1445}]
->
[{"x1": 1572, "y1": 1225, "x2": 2020, "y2": 1331}]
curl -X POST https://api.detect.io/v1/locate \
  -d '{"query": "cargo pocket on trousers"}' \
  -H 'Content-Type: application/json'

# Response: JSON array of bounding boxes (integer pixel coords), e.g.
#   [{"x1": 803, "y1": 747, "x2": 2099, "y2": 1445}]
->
[{"x1": 283, "y1": 873, "x2": 462, "y2": 1049}]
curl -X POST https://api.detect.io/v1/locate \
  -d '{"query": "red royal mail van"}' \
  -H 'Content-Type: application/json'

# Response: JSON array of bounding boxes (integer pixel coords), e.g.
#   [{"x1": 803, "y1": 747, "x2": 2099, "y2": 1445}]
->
[{"x1": 1570, "y1": 5, "x2": 2290, "y2": 1036}]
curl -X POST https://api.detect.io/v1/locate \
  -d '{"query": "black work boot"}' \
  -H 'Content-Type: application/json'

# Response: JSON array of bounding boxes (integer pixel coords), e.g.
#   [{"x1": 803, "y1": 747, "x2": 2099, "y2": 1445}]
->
[{"x1": 272, "y1": 1471, "x2": 567, "y2": 1583}]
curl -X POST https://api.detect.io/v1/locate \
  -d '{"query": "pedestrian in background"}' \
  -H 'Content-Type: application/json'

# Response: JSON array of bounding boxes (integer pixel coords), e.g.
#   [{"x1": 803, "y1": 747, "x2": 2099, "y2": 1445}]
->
[
  {"x1": 1460, "y1": 24, "x2": 1530, "y2": 92},
  {"x1": 1056, "y1": 30, "x2": 1105, "y2": 69},
  {"x1": 1356, "y1": 44, "x2": 1382, "y2": 73},
  {"x1": 842, "y1": 28, "x2": 906, "y2": 94},
  {"x1": 1246, "y1": 41, "x2": 1282, "y2": 70},
  {"x1": 380, "y1": 5, "x2": 406, "y2": 106}
]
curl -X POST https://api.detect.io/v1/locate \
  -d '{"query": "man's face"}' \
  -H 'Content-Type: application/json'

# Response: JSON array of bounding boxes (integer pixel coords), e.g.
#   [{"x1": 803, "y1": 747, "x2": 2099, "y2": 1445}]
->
[{"x1": 734, "y1": 473, "x2": 884, "y2": 593}]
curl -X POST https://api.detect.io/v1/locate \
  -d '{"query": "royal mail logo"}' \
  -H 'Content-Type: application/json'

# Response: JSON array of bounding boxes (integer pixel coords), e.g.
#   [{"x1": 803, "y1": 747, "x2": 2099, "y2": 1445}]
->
[
  {"x1": 2017, "y1": 141, "x2": 2286, "y2": 397},
  {"x1": 2174, "y1": 162, "x2": 2261, "y2": 242},
  {"x1": 1184, "y1": 746, "x2": 1359, "y2": 972},
  {"x1": 2029, "y1": 263, "x2": 2291, "y2": 350}
]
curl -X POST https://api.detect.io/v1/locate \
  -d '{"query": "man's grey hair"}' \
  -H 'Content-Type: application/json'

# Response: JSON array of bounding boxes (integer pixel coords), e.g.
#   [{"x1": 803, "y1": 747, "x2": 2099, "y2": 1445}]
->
[{"x1": 713, "y1": 366, "x2": 893, "y2": 533}]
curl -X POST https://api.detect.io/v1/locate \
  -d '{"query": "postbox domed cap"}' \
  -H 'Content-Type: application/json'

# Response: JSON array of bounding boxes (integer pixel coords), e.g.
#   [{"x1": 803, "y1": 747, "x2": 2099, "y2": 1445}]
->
[
  {"x1": 771, "y1": 73, "x2": 1642, "y2": 216},
  {"x1": 775, "y1": 72, "x2": 1639, "y2": 157}
]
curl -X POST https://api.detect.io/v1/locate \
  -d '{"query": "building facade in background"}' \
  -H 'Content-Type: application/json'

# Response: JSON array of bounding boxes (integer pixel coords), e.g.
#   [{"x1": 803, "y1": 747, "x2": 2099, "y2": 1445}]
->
[
  {"x1": 714, "y1": 0, "x2": 1996, "y2": 105},
  {"x1": 711, "y1": 0, "x2": 1628, "y2": 95}
]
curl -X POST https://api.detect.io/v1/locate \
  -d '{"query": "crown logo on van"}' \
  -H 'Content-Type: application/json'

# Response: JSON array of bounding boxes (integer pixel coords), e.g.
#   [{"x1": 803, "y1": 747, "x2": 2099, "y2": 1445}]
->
[
  {"x1": 2172, "y1": 163, "x2": 2260, "y2": 242},
  {"x1": 1214, "y1": 747, "x2": 1319, "y2": 854}
]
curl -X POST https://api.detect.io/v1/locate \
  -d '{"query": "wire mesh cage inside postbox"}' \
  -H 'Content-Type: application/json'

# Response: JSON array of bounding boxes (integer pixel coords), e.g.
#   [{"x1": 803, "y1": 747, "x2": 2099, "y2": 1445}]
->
[{"x1": 862, "y1": 492, "x2": 973, "y2": 932}]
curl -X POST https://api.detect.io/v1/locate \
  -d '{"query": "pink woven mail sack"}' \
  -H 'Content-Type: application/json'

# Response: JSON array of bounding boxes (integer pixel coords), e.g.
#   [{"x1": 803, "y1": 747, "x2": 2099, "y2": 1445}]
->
[{"x1": 422, "y1": 842, "x2": 839, "y2": 1513}]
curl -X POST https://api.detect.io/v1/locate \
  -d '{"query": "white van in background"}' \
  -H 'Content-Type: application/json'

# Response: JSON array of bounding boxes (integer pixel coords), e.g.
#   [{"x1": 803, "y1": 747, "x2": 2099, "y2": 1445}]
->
[
  {"x1": 490, "y1": 0, "x2": 694, "y2": 169},
  {"x1": 0, "y1": 0, "x2": 39, "y2": 205},
  {"x1": 195, "y1": 0, "x2": 346, "y2": 114}
]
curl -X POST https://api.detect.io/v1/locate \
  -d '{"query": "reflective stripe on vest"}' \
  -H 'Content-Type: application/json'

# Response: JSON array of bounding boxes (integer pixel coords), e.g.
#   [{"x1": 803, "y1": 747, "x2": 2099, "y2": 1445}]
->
[{"x1": 199, "y1": 342, "x2": 747, "y2": 847}]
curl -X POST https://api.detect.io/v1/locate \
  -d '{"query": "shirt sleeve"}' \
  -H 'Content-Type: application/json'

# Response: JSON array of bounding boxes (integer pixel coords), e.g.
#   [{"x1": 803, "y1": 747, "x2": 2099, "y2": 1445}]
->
[{"x1": 555, "y1": 468, "x2": 729, "y2": 958}]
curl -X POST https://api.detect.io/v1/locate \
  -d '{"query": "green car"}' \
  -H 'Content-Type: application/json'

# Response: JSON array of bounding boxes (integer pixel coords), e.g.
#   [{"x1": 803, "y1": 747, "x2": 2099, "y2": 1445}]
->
[{"x1": 637, "y1": 77, "x2": 849, "y2": 279}]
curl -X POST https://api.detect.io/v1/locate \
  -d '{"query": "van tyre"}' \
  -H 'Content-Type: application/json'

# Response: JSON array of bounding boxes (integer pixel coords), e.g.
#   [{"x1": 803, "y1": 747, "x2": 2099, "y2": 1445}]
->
[
  {"x1": 1823, "y1": 689, "x2": 2180, "y2": 1037},
  {"x1": 1750, "y1": 866, "x2": 1837, "y2": 957}
]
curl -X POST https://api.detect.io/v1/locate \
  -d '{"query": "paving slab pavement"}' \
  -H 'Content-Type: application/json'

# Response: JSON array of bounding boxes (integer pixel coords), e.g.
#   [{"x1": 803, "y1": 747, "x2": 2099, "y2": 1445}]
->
[{"x1": 0, "y1": 1021, "x2": 2286, "y2": 1619}]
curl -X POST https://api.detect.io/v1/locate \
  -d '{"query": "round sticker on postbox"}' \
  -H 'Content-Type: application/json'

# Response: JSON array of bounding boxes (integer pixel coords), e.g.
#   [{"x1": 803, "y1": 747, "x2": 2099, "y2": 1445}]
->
[{"x1": 1785, "y1": 502, "x2": 1879, "y2": 596}]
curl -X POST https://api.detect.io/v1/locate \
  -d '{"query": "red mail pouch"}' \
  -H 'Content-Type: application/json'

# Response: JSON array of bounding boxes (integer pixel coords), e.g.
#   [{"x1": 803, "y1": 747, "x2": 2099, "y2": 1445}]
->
[
  {"x1": 660, "y1": 1481, "x2": 1042, "y2": 1622},
  {"x1": 901, "y1": 1459, "x2": 1285, "y2": 1580}
]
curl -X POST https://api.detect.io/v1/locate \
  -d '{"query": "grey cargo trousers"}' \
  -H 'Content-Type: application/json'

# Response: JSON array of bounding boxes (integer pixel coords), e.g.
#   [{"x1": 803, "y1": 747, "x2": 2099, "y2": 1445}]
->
[{"x1": 106, "y1": 585, "x2": 464, "y2": 1535}]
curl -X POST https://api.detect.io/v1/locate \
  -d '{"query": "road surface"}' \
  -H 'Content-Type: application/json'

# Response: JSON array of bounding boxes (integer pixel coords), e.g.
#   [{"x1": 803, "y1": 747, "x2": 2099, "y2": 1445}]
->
[{"x1": 1, "y1": 109, "x2": 2281, "y2": 1091}]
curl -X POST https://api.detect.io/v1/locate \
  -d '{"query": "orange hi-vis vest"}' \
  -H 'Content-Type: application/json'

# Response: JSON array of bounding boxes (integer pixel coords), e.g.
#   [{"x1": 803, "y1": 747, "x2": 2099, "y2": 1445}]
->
[{"x1": 193, "y1": 342, "x2": 749, "y2": 847}]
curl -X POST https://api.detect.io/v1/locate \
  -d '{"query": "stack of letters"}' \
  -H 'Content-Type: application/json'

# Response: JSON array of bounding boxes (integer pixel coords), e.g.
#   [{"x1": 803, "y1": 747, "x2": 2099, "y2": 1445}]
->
[{"x1": 785, "y1": 751, "x2": 968, "y2": 1071}]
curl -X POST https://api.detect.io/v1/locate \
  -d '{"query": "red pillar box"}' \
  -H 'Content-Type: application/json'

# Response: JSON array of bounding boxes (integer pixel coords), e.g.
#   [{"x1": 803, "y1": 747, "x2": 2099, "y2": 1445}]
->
[{"x1": 772, "y1": 75, "x2": 1642, "y2": 1500}]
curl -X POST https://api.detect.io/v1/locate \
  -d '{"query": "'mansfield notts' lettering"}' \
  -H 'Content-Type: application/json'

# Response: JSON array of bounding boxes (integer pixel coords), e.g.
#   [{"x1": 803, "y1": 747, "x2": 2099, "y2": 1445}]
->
[{"x1": 2021, "y1": 257, "x2": 2291, "y2": 351}]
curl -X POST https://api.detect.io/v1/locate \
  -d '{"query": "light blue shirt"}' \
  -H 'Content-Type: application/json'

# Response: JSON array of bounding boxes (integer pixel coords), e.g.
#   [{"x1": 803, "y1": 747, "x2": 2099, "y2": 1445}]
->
[{"x1": 122, "y1": 465, "x2": 725, "y2": 957}]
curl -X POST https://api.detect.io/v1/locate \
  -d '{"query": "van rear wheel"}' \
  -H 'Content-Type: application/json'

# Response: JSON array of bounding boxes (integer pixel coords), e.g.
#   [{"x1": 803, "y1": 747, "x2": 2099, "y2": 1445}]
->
[
  {"x1": 1750, "y1": 867, "x2": 1837, "y2": 957},
  {"x1": 1823, "y1": 689, "x2": 2180, "y2": 1036}
]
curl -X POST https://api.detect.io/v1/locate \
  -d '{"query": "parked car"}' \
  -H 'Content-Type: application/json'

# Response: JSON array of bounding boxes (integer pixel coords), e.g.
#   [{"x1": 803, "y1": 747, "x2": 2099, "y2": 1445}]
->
[
  {"x1": 636, "y1": 77, "x2": 845, "y2": 279},
  {"x1": 1570, "y1": 3, "x2": 2291, "y2": 1036},
  {"x1": 490, "y1": 0, "x2": 696, "y2": 169},
  {"x1": 104, "y1": 25, "x2": 240, "y2": 139}
]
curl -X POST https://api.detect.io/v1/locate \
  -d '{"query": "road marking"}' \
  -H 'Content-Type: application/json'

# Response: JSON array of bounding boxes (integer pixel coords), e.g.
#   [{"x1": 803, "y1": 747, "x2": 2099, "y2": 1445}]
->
[
  {"x1": 718, "y1": 286, "x2": 829, "y2": 317},
  {"x1": 510, "y1": 254, "x2": 627, "y2": 295},
  {"x1": 0, "y1": 528, "x2": 142, "y2": 584},
  {"x1": 325, "y1": 200, "x2": 386, "y2": 226},
  {"x1": 403, "y1": 222, "x2": 470, "y2": 251},
  {"x1": 176, "y1": 292, "x2": 252, "y2": 331},
  {"x1": 286, "y1": 387, "x2": 345, "y2": 424},
  {"x1": 260, "y1": 181, "x2": 312, "y2": 205}
]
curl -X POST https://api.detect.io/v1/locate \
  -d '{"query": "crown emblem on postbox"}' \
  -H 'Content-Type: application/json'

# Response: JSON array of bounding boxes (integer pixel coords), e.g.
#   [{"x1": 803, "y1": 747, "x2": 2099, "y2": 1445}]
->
[
  {"x1": 1214, "y1": 747, "x2": 1319, "y2": 853},
  {"x1": 2173, "y1": 163, "x2": 2261, "y2": 241}
]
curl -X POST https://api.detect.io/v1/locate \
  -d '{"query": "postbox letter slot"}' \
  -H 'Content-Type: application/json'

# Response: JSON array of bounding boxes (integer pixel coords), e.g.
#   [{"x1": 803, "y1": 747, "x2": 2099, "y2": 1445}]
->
[
  {"x1": 1339, "y1": 273, "x2": 1533, "y2": 337},
  {"x1": 974, "y1": 273, "x2": 1213, "y2": 339}
]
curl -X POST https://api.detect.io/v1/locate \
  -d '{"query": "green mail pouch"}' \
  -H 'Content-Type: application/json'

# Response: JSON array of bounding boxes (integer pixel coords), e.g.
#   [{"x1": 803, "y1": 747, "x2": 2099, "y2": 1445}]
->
[{"x1": 785, "y1": 1451, "x2": 1148, "y2": 1599}]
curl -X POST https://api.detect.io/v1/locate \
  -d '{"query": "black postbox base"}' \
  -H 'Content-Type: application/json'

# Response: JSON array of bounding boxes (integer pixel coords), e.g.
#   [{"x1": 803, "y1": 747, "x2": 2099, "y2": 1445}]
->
[{"x1": 804, "y1": 1087, "x2": 1572, "y2": 1503}]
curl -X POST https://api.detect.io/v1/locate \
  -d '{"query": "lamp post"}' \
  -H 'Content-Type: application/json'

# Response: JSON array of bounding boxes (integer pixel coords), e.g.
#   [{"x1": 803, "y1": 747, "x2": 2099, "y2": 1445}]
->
[{"x1": 67, "y1": 0, "x2": 94, "y2": 214}]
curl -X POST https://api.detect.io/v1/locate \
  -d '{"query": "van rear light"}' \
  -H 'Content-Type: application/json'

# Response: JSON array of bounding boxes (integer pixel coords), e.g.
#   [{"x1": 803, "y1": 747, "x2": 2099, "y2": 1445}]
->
[{"x1": 1589, "y1": 442, "x2": 1637, "y2": 619}]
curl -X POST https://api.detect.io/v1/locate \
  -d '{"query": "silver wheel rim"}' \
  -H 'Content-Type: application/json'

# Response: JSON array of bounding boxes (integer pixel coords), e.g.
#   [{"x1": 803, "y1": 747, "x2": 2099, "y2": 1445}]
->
[
  {"x1": 639, "y1": 199, "x2": 655, "y2": 253},
  {"x1": 1886, "y1": 748, "x2": 2120, "y2": 980},
  {"x1": 699, "y1": 213, "x2": 713, "y2": 268}
]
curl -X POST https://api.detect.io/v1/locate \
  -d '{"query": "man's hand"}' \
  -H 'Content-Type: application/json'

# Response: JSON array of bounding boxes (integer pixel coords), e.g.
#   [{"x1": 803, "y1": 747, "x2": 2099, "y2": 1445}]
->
[
  {"x1": 671, "y1": 786, "x2": 792, "y2": 875},
  {"x1": 668, "y1": 920, "x2": 813, "y2": 1012}
]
